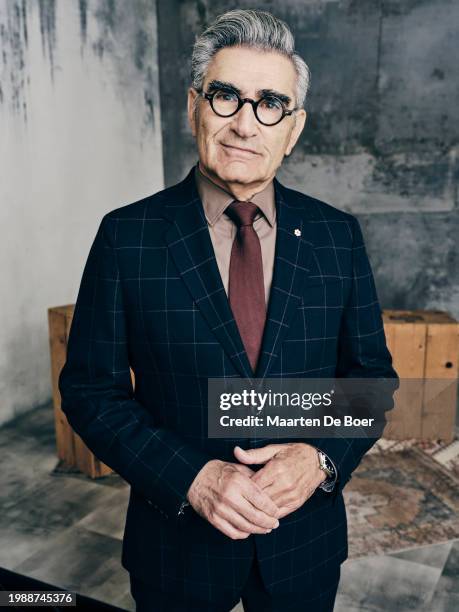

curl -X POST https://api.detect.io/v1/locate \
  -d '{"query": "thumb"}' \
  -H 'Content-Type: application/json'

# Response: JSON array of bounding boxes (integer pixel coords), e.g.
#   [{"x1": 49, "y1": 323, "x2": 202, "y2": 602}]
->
[{"x1": 234, "y1": 445, "x2": 279, "y2": 465}]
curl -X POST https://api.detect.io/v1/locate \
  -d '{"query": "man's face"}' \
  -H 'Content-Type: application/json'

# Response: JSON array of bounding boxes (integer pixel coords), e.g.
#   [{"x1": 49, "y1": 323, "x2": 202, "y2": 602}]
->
[{"x1": 187, "y1": 46, "x2": 307, "y2": 188}]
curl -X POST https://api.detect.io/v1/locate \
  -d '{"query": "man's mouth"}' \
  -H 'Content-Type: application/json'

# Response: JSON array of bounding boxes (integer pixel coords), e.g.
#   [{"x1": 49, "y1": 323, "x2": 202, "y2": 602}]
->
[{"x1": 221, "y1": 143, "x2": 259, "y2": 156}]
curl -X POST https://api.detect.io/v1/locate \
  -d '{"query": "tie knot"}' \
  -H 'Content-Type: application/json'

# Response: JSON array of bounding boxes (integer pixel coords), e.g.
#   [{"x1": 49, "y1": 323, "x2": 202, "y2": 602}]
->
[{"x1": 226, "y1": 200, "x2": 259, "y2": 227}]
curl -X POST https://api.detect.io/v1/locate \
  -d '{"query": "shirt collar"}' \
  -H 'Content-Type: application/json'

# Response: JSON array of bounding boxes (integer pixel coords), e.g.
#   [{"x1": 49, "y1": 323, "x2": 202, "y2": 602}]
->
[{"x1": 194, "y1": 163, "x2": 276, "y2": 227}]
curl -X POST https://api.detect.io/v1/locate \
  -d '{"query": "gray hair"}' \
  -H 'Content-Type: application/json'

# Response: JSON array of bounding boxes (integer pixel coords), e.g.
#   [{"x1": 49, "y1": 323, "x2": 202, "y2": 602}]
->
[{"x1": 190, "y1": 9, "x2": 311, "y2": 109}]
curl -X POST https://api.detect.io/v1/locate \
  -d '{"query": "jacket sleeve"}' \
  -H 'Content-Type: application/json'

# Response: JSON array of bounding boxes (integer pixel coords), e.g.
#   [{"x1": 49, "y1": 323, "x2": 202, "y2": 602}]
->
[
  {"x1": 58, "y1": 214, "x2": 211, "y2": 519},
  {"x1": 308, "y1": 215, "x2": 399, "y2": 498}
]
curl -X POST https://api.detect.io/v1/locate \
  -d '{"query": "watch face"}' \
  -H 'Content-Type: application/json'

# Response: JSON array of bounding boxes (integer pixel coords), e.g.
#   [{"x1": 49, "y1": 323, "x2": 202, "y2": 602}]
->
[{"x1": 320, "y1": 452, "x2": 334, "y2": 476}]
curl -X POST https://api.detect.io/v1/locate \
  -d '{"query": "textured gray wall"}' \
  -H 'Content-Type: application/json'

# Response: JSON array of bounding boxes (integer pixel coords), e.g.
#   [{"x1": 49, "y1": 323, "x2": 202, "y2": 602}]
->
[
  {"x1": 0, "y1": 0, "x2": 163, "y2": 425},
  {"x1": 156, "y1": 0, "x2": 459, "y2": 316}
]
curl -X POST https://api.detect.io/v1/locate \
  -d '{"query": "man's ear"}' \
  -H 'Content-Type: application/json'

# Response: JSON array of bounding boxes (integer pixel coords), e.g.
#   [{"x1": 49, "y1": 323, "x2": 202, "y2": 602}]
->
[
  {"x1": 187, "y1": 87, "x2": 199, "y2": 137},
  {"x1": 285, "y1": 109, "x2": 307, "y2": 156}
]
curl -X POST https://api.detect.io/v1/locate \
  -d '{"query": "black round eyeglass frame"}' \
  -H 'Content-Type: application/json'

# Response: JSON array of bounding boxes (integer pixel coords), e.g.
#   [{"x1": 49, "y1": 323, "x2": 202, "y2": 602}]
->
[{"x1": 198, "y1": 89, "x2": 298, "y2": 126}]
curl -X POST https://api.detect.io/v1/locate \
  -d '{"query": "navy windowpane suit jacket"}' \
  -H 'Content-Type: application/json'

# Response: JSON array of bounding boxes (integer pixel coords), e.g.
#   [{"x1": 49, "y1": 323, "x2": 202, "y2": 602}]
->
[{"x1": 58, "y1": 165, "x2": 398, "y2": 602}]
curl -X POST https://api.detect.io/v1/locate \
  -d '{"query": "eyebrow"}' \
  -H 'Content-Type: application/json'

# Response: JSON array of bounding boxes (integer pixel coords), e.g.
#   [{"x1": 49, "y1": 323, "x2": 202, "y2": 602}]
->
[{"x1": 206, "y1": 79, "x2": 293, "y2": 106}]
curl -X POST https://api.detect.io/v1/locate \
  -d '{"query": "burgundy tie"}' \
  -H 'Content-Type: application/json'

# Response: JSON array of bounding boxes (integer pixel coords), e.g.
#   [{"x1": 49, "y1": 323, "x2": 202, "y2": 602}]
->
[{"x1": 226, "y1": 201, "x2": 266, "y2": 373}]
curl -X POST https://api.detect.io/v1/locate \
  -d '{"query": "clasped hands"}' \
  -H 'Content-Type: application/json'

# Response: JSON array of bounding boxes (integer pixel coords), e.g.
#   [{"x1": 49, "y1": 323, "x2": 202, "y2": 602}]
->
[{"x1": 187, "y1": 443, "x2": 326, "y2": 540}]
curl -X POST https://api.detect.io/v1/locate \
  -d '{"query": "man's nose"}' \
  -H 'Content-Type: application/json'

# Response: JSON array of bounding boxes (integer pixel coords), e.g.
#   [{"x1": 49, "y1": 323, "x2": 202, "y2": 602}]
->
[{"x1": 230, "y1": 102, "x2": 259, "y2": 138}]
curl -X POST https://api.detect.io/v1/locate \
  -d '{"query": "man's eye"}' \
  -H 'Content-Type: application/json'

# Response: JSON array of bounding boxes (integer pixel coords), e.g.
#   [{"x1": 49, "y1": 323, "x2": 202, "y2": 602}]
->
[
  {"x1": 215, "y1": 90, "x2": 238, "y2": 101},
  {"x1": 262, "y1": 97, "x2": 283, "y2": 110}
]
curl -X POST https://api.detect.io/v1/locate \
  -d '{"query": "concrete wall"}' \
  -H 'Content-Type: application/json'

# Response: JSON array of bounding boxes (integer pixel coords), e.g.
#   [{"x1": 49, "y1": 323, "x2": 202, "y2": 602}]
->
[
  {"x1": 156, "y1": 0, "x2": 458, "y2": 316},
  {"x1": 0, "y1": 0, "x2": 163, "y2": 425}
]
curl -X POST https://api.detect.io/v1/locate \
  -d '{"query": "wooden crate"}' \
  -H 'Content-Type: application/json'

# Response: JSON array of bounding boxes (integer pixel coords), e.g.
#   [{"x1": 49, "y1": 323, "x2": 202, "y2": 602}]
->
[
  {"x1": 383, "y1": 309, "x2": 459, "y2": 441},
  {"x1": 48, "y1": 305, "x2": 115, "y2": 478}
]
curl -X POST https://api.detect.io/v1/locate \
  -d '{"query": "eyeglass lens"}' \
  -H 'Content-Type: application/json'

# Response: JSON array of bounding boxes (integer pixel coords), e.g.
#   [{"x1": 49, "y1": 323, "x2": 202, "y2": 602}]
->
[{"x1": 212, "y1": 90, "x2": 284, "y2": 125}]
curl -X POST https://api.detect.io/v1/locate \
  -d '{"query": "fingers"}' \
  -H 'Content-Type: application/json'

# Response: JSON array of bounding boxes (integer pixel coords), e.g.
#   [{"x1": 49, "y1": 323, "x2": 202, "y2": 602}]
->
[
  {"x1": 276, "y1": 505, "x2": 298, "y2": 519},
  {"x1": 218, "y1": 504, "x2": 276, "y2": 535},
  {"x1": 231, "y1": 494, "x2": 280, "y2": 530},
  {"x1": 211, "y1": 514, "x2": 250, "y2": 540},
  {"x1": 251, "y1": 465, "x2": 276, "y2": 490},
  {"x1": 242, "y1": 480, "x2": 281, "y2": 520},
  {"x1": 222, "y1": 473, "x2": 280, "y2": 528},
  {"x1": 257, "y1": 467, "x2": 295, "y2": 499},
  {"x1": 234, "y1": 445, "x2": 280, "y2": 465}
]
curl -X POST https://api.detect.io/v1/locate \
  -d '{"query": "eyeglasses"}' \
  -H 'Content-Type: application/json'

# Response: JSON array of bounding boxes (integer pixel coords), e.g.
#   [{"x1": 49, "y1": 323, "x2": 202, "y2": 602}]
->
[{"x1": 199, "y1": 88, "x2": 298, "y2": 126}]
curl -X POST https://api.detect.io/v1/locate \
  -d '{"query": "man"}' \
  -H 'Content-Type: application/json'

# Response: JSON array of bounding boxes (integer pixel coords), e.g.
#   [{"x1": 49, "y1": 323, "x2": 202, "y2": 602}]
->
[{"x1": 59, "y1": 9, "x2": 398, "y2": 612}]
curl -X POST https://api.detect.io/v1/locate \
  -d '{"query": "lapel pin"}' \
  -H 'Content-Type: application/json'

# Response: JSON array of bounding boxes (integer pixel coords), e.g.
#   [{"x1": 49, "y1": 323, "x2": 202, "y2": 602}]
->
[{"x1": 294, "y1": 228, "x2": 301, "y2": 237}]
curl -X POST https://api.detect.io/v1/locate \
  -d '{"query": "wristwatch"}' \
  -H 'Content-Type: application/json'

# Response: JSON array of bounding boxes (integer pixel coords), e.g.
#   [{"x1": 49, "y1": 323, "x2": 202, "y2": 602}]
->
[{"x1": 317, "y1": 450, "x2": 336, "y2": 482}]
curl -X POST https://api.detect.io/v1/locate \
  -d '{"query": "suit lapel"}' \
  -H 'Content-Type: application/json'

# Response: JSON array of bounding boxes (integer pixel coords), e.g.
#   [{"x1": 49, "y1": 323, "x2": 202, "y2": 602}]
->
[
  {"x1": 255, "y1": 179, "x2": 315, "y2": 378},
  {"x1": 162, "y1": 168, "x2": 253, "y2": 379}
]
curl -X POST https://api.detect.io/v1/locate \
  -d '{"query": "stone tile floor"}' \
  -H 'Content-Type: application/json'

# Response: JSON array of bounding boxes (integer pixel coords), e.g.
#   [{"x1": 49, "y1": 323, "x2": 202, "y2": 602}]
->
[{"x1": 1, "y1": 403, "x2": 457, "y2": 611}]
